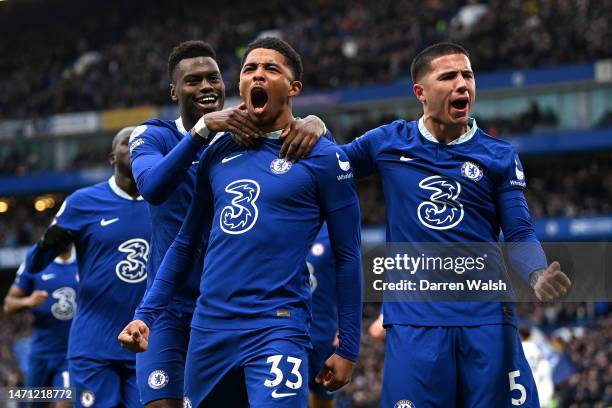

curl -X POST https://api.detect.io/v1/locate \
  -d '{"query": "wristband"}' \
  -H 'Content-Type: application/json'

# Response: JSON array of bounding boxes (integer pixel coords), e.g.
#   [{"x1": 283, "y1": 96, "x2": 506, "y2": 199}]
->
[
  {"x1": 529, "y1": 269, "x2": 545, "y2": 288},
  {"x1": 193, "y1": 116, "x2": 215, "y2": 142}
]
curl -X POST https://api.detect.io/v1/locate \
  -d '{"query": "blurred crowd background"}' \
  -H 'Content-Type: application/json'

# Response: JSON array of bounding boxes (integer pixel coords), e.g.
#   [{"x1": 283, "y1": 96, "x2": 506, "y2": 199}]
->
[{"x1": 1, "y1": 0, "x2": 611, "y2": 407}]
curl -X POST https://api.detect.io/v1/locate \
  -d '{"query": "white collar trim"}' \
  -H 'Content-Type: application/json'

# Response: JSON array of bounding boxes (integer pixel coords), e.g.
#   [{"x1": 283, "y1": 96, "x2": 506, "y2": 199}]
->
[
  {"x1": 108, "y1": 176, "x2": 143, "y2": 200},
  {"x1": 418, "y1": 117, "x2": 477, "y2": 145},
  {"x1": 263, "y1": 129, "x2": 283, "y2": 140},
  {"x1": 175, "y1": 117, "x2": 188, "y2": 135}
]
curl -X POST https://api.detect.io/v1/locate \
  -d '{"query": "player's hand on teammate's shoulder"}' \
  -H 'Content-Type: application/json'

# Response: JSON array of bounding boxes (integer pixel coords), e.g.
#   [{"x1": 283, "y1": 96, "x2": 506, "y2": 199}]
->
[
  {"x1": 531, "y1": 261, "x2": 572, "y2": 303},
  {"x1": 279, "y1": 115, "x2": 326, "y2": 162},
  {"x1": 201, "y1": 103, "x2": 262, "y2": 146},
  {"x1": 27, "y1": 290, "x2": 48, "y2": 307},
  {"x1": 315, "y1": 353, "x2": 356, "y2": 392},
  {"x1": 117, "y1": 320, "x2": 150, "y2": 353}
]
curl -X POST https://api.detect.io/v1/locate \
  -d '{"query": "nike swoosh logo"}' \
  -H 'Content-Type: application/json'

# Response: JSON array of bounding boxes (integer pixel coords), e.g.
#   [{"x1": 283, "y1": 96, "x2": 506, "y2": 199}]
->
[
  {"x1": 222, "y1": 154, "x2": 243, "y2": 164},
  {"x1": 271, "y1": 389, "x2": 297, "y2": 399},
  {"x1": 192, "y1": 161, "x2": 199, "y2": 165},
  {"x1": 400, "y1": 155, "x2": 415, "y2": 162},
  {"x1": 41, "y1": 274, "x2": 55, "y2": 281},
  {"x1": 100, "y1": 218, "x2": 119, "y2": 226}
]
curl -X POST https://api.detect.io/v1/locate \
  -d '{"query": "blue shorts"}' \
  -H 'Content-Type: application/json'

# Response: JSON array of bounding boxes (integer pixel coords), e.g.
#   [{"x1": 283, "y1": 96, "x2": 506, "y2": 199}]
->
[
  {"x1": 184, "y1": 325, "x2": 311, "y2": 407},
  {"x1": 69, "y1": 356, "x2": 141, "y2": 408},
  {"x1": 136, "y1": 308, "x2": 192, "y2": 404},
  {"x1": 308, "y1": 339, "x2": 336, "y2": 400},
  {"x1": 26, "y1": 353, "x2": 70, "y2": 388},
  {"x1": 382, "y1": 324, "x2": 539, "y2": 408}
]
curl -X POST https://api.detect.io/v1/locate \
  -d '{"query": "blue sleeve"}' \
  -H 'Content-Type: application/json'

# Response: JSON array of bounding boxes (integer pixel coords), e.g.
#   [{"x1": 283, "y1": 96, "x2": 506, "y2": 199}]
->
[
  {"x1": 133, "y1": 159, "x2": 214, "y2": 328},
  {"x1": 314, "y1": 146, "x2": 363, "y2": 361},
  {"x1": 130, "y1": 125, "x2": 204, "y2": 205},
  {"x1": 494, "y1": 148, "x2": 546, "y2": 282},
  {"x1": 497, "y1": 189, "x2": 547, "y2": 283},
  {"x1": 495, "y1": 150, "x2": 528, "y2": 194},
  {"x1": 13, "y1": 263, "x2": 33, "y2": 294},
  {"x1": 326, "y1": 203, "x2": 362, "y2": 362},
  {"x1": 340, "y1": 129, "x2": 379, "y2": 179}
]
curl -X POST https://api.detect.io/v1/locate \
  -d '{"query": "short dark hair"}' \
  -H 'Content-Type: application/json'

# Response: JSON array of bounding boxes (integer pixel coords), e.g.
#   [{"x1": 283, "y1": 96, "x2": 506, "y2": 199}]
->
[
  {"x1": 168, "y1": 40, "x2": 217, "y2": 83},
  {"x1": 241, "y1": 37, "x2": 303, "y2": 81},
  {"x1": 410, "y1": 42, "x2": 470, "y2": 83}
]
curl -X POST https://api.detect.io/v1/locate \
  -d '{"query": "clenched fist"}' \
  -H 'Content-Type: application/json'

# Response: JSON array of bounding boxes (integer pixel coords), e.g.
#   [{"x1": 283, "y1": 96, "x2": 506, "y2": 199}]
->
[{"x1": 118, "y1": 320, "x2": 150, "y2": 353}]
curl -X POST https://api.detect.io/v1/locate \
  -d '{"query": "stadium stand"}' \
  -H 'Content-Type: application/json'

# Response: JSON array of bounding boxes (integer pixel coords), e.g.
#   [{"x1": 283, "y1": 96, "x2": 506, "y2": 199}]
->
[{"x1": 1, "y1": 0, "x2": 611, "y2": 118}]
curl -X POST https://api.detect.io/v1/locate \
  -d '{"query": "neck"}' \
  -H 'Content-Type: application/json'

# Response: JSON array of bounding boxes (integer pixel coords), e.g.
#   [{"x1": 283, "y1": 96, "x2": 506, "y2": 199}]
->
[
  {"x1": 260, "y1": 109, "x2": 294, "y2": 133},
  {"x1": 181, "y1": 113, "x2": 196, "y2": 132},
  {"x1": 58, "y1": 251, "x2": 72, "y2": 261},
  {"x1": 114, "y1": 170, "x2": 139, "y2": 198},
  {"x1": 423, "y1": 114, "x2": 469, "y2": 144}
]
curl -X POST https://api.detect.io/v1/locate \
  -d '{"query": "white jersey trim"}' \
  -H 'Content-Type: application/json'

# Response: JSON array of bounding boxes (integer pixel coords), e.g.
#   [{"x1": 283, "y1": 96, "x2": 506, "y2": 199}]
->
[
  {"x1": 108, "y1": 176, "x2": 144, "y2": 201},
  {"x1": 175, "y1": 117, "x2": 188, "y2": 135},
  {"x1": 418, "y1": 116, "x2": 478, "y2": 145}
]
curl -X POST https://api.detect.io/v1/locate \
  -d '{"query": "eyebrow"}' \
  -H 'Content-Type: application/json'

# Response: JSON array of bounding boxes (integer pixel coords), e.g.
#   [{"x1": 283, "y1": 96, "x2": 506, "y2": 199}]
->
[
  {"x1": 242, "y1": 62, "x2": 281, "y2": 69},
  {"x1": 437, "y1": 69, "x2": 473, "y2": 77}
]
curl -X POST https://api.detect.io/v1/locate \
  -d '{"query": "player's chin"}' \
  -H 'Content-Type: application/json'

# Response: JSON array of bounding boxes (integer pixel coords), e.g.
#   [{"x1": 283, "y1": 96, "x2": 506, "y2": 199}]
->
[
  {"x1": 194, "y1": 101, "x2": 220, "y2": 115},
  {"x1": 247, "y1": 106, "x2": 271, "y2": 125},
  {"x1": 448, "y1": 110, "x2": 470, "y2": 125}
]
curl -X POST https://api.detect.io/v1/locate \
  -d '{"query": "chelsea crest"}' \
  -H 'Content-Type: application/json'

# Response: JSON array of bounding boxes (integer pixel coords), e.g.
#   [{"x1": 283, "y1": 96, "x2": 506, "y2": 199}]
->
[{"x1": 461, "y1": 161, "x2": 483, "y2": 182}]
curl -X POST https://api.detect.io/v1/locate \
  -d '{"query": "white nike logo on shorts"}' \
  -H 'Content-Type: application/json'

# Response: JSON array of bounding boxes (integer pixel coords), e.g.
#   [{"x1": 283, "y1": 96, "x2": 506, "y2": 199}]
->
[{"x1": 271, "y1": 389, "x2": 297, "y2": 398}]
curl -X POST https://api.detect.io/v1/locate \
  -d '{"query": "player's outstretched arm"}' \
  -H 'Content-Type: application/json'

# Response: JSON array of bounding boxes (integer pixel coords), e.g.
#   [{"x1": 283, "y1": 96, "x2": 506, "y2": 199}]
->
[
  {"x1": 26, "y1": 225, "x2": 74, "y2": 273},
  {"x1": 530, "y1": 261, "x2": 571, "y2": 303},
  {"x1": 279, "y1": 115, "x2": 327, "y2": 162},
  {"x1": 132, "y1": 162, "x2": 214, "y2": 328},
  {"x1": 131, "y1": 123, "x2": 210, "y2": 205},
  {"x1": 3, "y1": 286, "x2": 48, "y2": 315},
  {"x1": 118, "y1": 320, "x2": 150, "y2": 353},
  {"x1": 315, "y1": 353, "x2": 356, "y2": 392}
]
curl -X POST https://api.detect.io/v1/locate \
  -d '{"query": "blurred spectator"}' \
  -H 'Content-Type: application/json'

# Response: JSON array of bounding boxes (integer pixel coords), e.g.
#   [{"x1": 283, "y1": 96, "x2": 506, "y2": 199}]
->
[
  {"x1": 0, "y1": 198, "x2": 60, "y2": 247},
  {"x1": 478, "y1": 101, "x2": 559, "y2": 136},
  {"x1": 525, "y1": 156, "x2": 612, "y2": 218}
]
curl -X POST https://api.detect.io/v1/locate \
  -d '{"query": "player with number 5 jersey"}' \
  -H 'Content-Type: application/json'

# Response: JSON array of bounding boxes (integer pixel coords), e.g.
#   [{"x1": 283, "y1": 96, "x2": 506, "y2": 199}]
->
[
  {"x1": 25, "y1": 127, "x2": 151, "y2": 408},
  {"x1": 340, "y1": 43, "x2": 571, "y2": 408},
  {"x1": 120, "y1": 38, "x2": 362, "y2": 408}
]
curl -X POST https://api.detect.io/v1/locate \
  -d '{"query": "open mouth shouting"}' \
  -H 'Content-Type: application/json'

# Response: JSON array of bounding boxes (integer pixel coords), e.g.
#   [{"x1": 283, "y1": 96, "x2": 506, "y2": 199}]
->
[
  {"x1": 249, "y1": 86, "x2": 269, "y2": 116},
  {"x1": 450, "y1": 96, "x2": 469, "y2": 117}
]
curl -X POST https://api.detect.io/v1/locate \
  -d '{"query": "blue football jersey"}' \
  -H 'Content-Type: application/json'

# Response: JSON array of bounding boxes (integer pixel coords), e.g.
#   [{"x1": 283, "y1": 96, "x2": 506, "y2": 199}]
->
[
  {"x1": 307, "y1": 224, "x2": 338, "y2": 345},
  {"x1": 193, "y1": 134, "x2": 357, "y2": 329},
  {"x1": 129, "y1": 118, "x2": 206, "y2": 312},
  {"x1": 14, "y1": 255, "x2": 78, "y2": 356},
  {"x1": 342, "y1": 118, "x2": 543, "y2": 326},
  {"x1": 51, "y1": 177, "x2": 151, "y2": 360}
]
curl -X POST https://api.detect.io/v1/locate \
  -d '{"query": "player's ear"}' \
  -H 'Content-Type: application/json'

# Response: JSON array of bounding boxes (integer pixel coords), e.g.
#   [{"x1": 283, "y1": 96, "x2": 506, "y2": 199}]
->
[
  {"x1": 413, "y1": 83, "x2": 426, "y2": 104},
  {"x1": 170, "y1": 83, "x2": 178, "y2": 102},
  {"x1": 108, "y1": 151, "x2": 116, "y2": 166},
  {"x1": 288, "y1": 80, "x2": 302, "y2": 97}
]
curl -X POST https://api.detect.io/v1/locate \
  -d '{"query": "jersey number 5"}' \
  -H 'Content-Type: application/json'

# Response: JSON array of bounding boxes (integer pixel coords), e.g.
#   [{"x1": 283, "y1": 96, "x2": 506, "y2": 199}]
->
[{"x1": 509, "y1": 370, "x2": 527, "y2": 406}]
